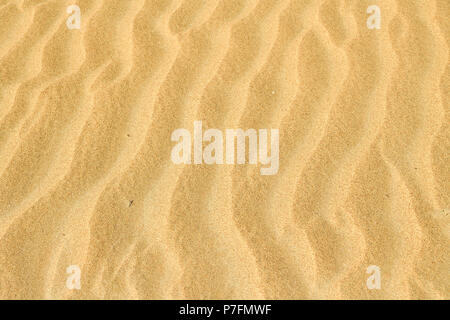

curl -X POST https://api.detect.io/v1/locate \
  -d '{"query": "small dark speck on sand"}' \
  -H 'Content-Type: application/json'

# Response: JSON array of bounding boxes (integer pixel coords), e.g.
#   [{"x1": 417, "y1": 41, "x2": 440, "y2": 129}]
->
[{"x1": 129, "y1": 200, "x2": 134, "y2": 207}]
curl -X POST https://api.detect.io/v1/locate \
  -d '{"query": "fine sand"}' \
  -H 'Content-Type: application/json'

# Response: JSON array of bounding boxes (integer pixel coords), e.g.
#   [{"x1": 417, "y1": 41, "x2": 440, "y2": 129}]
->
[{"x1": 0, "y1": 0, "x2": 448, "y2": 299}]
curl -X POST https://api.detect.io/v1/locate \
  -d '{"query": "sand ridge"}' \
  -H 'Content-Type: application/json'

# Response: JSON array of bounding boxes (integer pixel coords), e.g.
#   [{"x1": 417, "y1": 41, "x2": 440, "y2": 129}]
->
[{"x1": 0, "y1": 0, "x2": 448, "y2": 299}]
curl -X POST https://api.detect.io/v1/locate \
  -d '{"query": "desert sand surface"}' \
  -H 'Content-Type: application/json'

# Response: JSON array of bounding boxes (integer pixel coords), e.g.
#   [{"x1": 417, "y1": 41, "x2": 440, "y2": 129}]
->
[{"x1": 0, "y1": 0, "x2": 448, "y2": 300}]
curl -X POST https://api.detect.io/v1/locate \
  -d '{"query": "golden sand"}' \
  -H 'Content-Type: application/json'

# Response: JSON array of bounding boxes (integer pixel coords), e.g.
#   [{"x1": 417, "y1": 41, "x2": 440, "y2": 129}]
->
[{"x1": 0, "y1": 0, "x2": 448, "y2": 299}]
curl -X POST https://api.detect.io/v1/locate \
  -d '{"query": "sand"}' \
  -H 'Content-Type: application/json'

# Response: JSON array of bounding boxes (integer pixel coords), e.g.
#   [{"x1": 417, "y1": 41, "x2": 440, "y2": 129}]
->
[{"x1": 0, "y1": 0, "x2": 448, "y2": 300}]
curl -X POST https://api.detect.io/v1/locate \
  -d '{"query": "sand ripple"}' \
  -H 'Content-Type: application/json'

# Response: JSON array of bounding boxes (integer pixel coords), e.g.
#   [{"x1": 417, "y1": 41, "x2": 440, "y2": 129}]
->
[{"x1": 0, "y1": 0, "x2": 448, "y2": 299}]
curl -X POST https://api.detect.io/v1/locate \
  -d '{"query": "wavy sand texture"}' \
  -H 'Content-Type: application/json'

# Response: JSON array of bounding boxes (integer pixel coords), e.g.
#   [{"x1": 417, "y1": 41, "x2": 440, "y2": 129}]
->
[{"x1": 0, "y1": 0, "x2": 448, "y2": 299}]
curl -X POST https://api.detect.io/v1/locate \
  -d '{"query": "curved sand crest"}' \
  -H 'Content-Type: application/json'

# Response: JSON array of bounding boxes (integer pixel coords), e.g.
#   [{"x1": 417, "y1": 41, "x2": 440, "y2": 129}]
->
[{"x1": 0, "y1": 0, "x2": 448, "y2": 299}]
